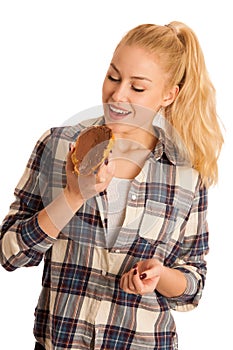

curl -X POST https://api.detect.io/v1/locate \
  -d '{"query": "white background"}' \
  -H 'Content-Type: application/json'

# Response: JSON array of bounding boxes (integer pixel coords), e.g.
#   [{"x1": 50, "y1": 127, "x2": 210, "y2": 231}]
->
[{"x1": 0, "y1": 1, "x2": 232, "y2": 349}]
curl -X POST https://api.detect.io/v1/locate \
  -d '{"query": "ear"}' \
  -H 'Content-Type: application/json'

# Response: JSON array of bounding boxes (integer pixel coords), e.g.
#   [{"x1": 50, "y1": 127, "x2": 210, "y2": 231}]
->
[{"x1": 161, "y1": 85, "x2": 179, "y2": 107}]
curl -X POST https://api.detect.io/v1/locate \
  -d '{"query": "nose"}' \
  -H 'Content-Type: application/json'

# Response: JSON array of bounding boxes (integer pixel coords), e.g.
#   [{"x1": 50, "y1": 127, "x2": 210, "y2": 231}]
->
[{"x1": 112, "y1": 82, "x2": 129, "y2": 102}]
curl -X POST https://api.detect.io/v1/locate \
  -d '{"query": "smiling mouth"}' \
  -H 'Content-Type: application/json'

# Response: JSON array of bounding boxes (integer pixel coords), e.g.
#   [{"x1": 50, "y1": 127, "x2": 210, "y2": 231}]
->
[{"x1": 109, "y1": 104, "x2": 131, "y2": 117}]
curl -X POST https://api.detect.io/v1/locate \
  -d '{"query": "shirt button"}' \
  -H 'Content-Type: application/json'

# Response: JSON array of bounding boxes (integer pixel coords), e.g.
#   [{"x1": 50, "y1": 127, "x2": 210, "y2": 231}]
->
[
  {"x1": 114, "y1": 249, "x2": 120, "y2": 253},
  {"x1": 131, "y1": 194, "x2": 137, "y2": 201},
  {"x1": 101, "y1": 270, "x2": 107, "y2": 276}
]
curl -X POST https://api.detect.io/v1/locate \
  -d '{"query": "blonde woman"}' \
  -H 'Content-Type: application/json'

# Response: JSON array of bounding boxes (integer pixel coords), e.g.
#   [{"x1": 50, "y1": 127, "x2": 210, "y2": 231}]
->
[{"x1": 0, "y1": 22, "x2": 223, "y2": 349}]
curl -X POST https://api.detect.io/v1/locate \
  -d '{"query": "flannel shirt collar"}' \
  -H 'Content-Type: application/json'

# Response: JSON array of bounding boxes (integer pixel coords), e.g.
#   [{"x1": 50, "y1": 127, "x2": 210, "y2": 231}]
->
[{"x1": 152, "y1": 126, "x2": 191, "y2": 166}]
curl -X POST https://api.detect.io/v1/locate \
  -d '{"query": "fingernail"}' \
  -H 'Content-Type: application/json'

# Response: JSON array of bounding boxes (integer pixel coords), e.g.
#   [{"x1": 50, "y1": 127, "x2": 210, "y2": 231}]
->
[
  {"x1": 133, "y1": 269, "x2": 137, "y2": 275},
  {"x1": 139, "y1": 273, "x2": 147, "y2": 280},
  {"x1": 133, "y1": 264, "x2": 138, "y2": 269},
  {"x1": 104, "y1": 158, "x2": 109, "y2": 165}
]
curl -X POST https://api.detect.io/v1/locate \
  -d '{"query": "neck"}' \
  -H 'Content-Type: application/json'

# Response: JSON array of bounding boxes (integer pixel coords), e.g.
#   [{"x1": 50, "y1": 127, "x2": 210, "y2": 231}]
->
[
  {"x1": 114, "y1": 134, "x2": 156, "y2": 153},
  {"x1": 113, "y1": 123, "x2": 156, "y2": 149}
]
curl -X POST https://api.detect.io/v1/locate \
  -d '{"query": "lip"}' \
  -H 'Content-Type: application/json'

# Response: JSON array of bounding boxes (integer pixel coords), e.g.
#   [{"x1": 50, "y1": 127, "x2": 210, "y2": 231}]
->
[{"x1": 108, "y1": 104, "x2": 132, "y2": 120}]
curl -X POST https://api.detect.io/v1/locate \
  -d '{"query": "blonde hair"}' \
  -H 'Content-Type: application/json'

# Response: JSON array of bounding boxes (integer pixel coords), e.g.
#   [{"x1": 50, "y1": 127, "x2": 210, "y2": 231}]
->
[{"x1": 119, "y1": 21, "x2": 224, "y2": 187}]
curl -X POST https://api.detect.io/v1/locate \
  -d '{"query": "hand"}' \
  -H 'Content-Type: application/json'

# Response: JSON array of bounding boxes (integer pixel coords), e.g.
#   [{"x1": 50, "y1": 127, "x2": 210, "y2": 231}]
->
[
  {"x1": 120, "y1": 258, "x2": 164, "y2": 295},
  {"x1": 65, "y1": 146, "x2": 115, "y2": 203}
]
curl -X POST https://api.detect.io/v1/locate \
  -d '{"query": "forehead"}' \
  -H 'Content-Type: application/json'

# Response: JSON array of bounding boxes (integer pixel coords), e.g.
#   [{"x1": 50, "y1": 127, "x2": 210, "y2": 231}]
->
[{"x1": 111, "y1": 44, "x2": 164, "y2": 78}]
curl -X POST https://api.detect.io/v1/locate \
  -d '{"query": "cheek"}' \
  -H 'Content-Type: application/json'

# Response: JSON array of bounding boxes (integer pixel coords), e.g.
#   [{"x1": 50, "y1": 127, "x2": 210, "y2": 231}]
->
[
  {"x1": 102, "y1": 79, "x2": 111, "y2": 102},
  {"x1": 142, "y1": 93, "x2": 162, "y2": 111},
  {"x1": 133, "y1": 96, "x2": 156, "y2": 111}
]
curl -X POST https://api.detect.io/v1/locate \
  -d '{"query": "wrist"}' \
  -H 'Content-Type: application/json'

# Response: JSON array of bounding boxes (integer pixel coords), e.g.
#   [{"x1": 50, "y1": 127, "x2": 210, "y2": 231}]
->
[
  {"x1": 156, "y1": 266, "x2": 187, "y2": 298},
  {"x1": 63, "y1": 186, "x2": 84, "y2": 212}
]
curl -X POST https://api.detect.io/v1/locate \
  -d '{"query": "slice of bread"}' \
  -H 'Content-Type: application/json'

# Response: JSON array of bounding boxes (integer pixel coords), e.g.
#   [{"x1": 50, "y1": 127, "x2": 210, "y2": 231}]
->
[{"x1": 71, "y1": 125, "x2": 114, "y2": 175}]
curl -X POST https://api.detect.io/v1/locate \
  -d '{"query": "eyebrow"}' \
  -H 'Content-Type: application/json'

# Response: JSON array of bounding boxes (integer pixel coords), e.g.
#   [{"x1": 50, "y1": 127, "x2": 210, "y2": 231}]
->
[{"x1": 110, "y1": 63, "x2": 152, "y2": 82}]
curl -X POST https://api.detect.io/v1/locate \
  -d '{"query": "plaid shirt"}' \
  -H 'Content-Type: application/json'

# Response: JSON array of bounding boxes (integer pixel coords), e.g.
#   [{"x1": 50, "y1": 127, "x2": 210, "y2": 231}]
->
[{"x1": 0, "y1": 116, "x2": 209, "y2": 350}]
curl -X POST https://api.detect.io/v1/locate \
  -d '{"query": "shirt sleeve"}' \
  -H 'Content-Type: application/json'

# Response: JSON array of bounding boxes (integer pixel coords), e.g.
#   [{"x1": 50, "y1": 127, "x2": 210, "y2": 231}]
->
[
  {"x1": 167, "y1": 179, "x2": 209, "y2": 311},
  {"x1": 0, "y1": 129, "x2": 56, "y2": 271}
]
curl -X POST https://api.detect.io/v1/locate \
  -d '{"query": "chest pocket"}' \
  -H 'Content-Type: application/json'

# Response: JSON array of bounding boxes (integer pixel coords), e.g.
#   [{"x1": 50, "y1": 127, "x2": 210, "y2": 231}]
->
[{"x1": 138, "y1": 200, "x2": 179, "y2": 244}]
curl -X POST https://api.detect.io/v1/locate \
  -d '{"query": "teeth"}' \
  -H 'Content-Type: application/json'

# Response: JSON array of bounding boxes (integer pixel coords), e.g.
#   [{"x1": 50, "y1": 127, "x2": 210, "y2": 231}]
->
[{"x1": 110, "y1": 105, "x2": 129, "y2": 115}]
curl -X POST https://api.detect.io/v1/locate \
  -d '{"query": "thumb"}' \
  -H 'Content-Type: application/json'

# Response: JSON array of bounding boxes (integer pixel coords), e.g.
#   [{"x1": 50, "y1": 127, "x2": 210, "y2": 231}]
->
[
  {"x1": 139, "y1": 263, "x2": 163, "y2": 281},
  {"x1": 106, "y1": 159, "x2": 115, "y2": 175}
]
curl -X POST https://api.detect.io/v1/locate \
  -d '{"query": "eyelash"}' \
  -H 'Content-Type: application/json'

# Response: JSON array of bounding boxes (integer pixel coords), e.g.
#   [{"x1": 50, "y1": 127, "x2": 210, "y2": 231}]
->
[{"x1": 107, "y1": 75, "x2": 145, "y2": 93}]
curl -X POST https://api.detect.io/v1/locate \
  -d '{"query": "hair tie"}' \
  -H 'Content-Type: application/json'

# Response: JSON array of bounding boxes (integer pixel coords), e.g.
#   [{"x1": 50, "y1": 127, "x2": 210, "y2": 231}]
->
[{"x1": 164, "y1": 24, "x2": 178, "y2": 35}]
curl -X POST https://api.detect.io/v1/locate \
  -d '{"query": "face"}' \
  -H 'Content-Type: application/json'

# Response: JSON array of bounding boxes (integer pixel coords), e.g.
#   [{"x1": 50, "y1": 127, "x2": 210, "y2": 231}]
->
[{"x1": 102, "y1": 44, "x2": 177, "y2": 135}]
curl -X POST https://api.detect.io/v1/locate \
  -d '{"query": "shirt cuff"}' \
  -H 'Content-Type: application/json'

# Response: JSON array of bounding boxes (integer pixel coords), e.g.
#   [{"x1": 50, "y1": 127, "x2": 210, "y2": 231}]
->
[
  {"x1": 166, "y1": 269, "x2": 200, "y2": 311},
  {"x1": 20, "y1": 214, "x2": 56, "y2": 253},
  {"x1": 183, "y1": 270, "x2": 198, "y2": 296}
]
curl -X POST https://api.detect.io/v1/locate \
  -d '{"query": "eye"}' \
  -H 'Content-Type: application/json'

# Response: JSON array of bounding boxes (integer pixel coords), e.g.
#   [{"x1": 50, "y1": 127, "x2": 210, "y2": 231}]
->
[
  {"x1": 131, "y1": 85, "x2": 145, "y2": 92},
  {"x1": 107, "y1": 75, "x2": 120, "y2": 82}
]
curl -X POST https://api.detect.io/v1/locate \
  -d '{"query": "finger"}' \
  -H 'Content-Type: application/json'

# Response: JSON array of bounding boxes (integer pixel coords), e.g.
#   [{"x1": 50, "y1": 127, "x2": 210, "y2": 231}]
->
[
  {"x1": 132, "y1": 274, "x2": 144, "y2": 294},
  {"x1": 120, "y1": 273, "x2": 137, "y2": 295},
  {"x1": 96, "y1": 159, "x2": 115, "y2": 182},
  {"x1": 139, "y1": 264, "x2": 163, "y2": 281},
  {"x1": 95, "y1": 162, "x2": 115, "y2": 193},
  {"x1": 119, "y1": 273, "x2": 128, "y2": 291},
  {"x1": 106, "y1": 159, "x2": 115, "y2": 175},
  {"x1": 128, "y1": 269, "x2": 138, "y2": 291},
  {"x1": 66, "y1": 148, "x2": 75, "y2": 173},
  {"x1": 135, "y1": 270, "x2": 161, "y2": 294}
]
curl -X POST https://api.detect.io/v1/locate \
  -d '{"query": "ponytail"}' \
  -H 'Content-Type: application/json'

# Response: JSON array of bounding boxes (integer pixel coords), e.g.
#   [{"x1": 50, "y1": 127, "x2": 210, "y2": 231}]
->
[{"x1": 166, "y1": 21, "x2": 224, "y2": 187}]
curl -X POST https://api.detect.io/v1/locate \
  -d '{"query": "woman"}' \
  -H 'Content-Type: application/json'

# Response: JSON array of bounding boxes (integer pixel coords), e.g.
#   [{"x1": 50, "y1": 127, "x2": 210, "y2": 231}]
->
[{"x1": 0, "y1": 21, "x2": 223, "y2": 349}]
